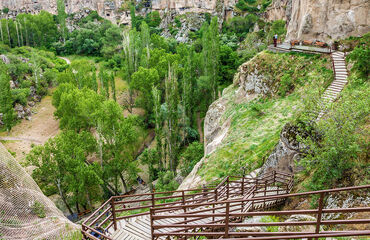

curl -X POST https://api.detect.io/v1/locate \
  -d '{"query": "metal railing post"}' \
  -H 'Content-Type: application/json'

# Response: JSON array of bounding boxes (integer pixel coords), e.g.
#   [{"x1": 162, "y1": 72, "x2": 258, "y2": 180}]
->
[
  {"x1": 111, "y1": 197, "x2": 117, "y2": 231},
  {"x1": 315, "y1": 192, "x2": 325, "y2": 239},
  {"x1": 226, "y1": 176, "x2": 230, "y2": 199},
  {"x1": 182, "y1": 190, "x2": 187, "y2": 240},
  {"x1": 150, "y1": 208, "x2": 155, "y2": 240},
  {"x1": 225, "y1": 202, "x2": 230, "y2": 238},
  {"x1": 241, "y1": 176, "x2": 245, "y2": 196},
  {"x1": 264, "y1": 180, "x2": 267, "y2": 209},
  {"x1": 151, "y1": 193, "x2": 155, "y2": 207}
]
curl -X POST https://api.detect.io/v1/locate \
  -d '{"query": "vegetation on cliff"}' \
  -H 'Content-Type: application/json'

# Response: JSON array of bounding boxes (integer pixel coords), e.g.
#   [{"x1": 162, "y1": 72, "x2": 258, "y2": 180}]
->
[
  {"x1": 198, "y1": 51, "x2": 333, "y2": 182},
  {"x1": 296, "y1": 34, "x2": 370, "y2": 191}
]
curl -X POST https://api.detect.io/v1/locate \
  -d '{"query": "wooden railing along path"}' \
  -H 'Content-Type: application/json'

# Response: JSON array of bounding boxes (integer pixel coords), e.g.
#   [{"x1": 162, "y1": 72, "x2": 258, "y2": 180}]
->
[
  {"x1": 82, "y1": 170, "x2": 292, "y2": 239},
  {"x1": 151, "y1": 185, "x2": 370, "y2": 239},
  {"x1": 82, "y1": 170, "x2": 369, "y2": 240}
]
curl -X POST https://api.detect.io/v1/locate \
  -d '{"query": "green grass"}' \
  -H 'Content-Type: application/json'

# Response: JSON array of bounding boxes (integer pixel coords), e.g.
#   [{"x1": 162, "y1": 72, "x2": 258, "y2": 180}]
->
[{"x1": 197, "y1": 51, "x2": 333, "y2": 182}]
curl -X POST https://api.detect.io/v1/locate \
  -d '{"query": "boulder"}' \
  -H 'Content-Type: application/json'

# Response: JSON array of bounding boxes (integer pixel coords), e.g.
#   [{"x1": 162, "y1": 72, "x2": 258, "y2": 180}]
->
[
  {"x1": 234, "y1": 216, "x2": 267, "y2": 233},
  {"x1": 279, "y1": 214, "x2": 317, "y2": 232},
  {"x1": 260, "y1": 123, "x2": 307, "y2": 175},
  {"x1": 9, "y1": 81, "x2": 16, "y2": 89},
  {"x1": 0, "y1": 55, "x2": 10, "y2": 64}
]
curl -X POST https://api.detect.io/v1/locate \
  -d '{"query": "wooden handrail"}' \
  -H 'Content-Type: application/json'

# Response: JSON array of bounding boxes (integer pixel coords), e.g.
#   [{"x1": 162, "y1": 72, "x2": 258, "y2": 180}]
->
[
  {"x1": 151, "y1": 184, "x2": 370, "y2": 240},
  {"x1": 82, "y1": 171, "x2": 294, "y2": 239}
]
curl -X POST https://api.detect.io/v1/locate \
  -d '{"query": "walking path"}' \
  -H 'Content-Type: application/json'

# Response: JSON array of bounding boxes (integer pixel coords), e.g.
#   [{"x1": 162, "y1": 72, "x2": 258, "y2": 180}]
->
[
  {"x1": 58, "y1": 56, "x2": 71, "y2": 65},
  {"x1": 0, "y1": 137, "x2": 42, "y2": 143},
  {"x1": 317, "y1": 51, "x2": 348, "y2": 120},
  {"x1": 268, "y1": 44, "x2": 349, "y2": 121}
]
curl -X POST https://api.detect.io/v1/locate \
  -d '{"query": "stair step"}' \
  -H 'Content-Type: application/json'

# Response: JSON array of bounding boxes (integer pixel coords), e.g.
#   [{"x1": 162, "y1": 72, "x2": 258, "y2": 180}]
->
[
  {"x1": 327, "y1": 85, "x2": 344, "y2": 90},
  {"x1": 332, "y1": 80, "x2": 347, "y2": 83}
]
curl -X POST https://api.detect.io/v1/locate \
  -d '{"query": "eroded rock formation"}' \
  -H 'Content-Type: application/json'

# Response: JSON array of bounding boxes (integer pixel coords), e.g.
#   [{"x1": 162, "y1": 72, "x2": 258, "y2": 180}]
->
[
  {"x1": 266, "y1": 0, "x2": 370, "y2": 43},
  {"x1": 0, "y1": 0, "x2": 236, "y2": 25}
]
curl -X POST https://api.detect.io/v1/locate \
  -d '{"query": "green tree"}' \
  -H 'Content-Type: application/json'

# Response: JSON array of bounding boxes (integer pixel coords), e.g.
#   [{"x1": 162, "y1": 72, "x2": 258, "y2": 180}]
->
[
  {"x1": 164, "y1": 65, "x2": 180, "y2": 171},
  {"x1": 152, "y1": 86, "x2": 163, "y2": 169},
  {"x1": 202, "y1": 17, "x2": 220, "y2": 102},
  {"x1": 0, "y1": 73, "x2": 16, "y2": 132},
  {"x1": 94, "y1": 100, "x2": 139, "y2": 193},
  {"x1": 122, "y1": 28, "x2": 142, "y2": 112},
  {"x1": 141, "y1": 21, "x2": 151, "y2": 68},
  {"x1": 180, "y1": 142, "x2": 204, "y2": 176},
  {"x1": 130, "y1": 4, "x2": 136, "y2": 29},
  {"x1": 27, "y1": 130, "x2": 100, "y2": 214},
  {"x1": 130, "y1": 67, "x2": 160, "y2": 114},
  {"x1": 110, "y1": 73, "x2": 116, "y2": 102},
  {"x1": 57, "y1": 0, "x2": 67, "y2": 43}
]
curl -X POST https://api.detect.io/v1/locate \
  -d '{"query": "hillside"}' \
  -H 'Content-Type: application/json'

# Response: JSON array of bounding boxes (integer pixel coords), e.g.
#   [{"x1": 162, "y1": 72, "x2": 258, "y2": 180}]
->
[
  {"x1": 0, "y1": 0, "x2": 369, "y2": 239},
  {"x1": 179, "y1": 50, "x2": 334, "y2": 188}
]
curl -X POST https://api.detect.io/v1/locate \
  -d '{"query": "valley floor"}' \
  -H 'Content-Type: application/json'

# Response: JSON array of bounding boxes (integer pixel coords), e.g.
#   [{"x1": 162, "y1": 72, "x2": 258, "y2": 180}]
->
[{"x1": 0, "y1": 95, "x2": 59, "y2": 164}]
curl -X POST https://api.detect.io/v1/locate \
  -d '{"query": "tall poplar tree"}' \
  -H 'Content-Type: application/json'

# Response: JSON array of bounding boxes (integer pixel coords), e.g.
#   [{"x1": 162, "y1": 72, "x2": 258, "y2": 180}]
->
[
  {"x1": 152, "y1": 86, "x2": 163, "y2": 169},
  {"x1": 122, "y1": 29, "x2": 142, "y2": 112},
  {"x1": 202, "y1": 17, "x2": 220, "y2": 102},
  {"x1": 141, "y1": 21, "x2": 150, "y2": 68},
  {"x1": 57, "y1": 0, "x2": 67, "y2": 43},
  {"x1": 0, "y1": 73, "x2": 16, "y2": 132},
  {"x1": 110, "y1": 73, "x2": 116, "y2": 102},
  {"x1": 165, "y1": 65, "x2": 179, "y2": 172}
]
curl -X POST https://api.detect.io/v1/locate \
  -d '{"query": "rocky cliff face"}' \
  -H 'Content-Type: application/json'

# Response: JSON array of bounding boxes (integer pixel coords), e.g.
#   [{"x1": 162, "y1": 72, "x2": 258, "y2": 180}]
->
[
  {"x1": 0, "y1": 0, "x2": 236, "y2": 25},
  {"x1": 266, "y1": 0, "x2": 370, "y2": 43}
]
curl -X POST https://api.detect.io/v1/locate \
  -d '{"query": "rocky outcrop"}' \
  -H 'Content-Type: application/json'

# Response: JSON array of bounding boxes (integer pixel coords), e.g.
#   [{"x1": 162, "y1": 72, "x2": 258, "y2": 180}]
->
[
  {"x1": 265, "y1": 0, "x2": 292, "y2": 22},
  {"x1": 266, "y1": 0, "x2": 370, "y2": 43},
  {"x1": 260, "y1": 123, "x2": 305, "y2": 175},
  {"x1": 279, "y1": 215, "x2": 317, "y2": 232},
  {"x1": 0, "y1": 0, "x2": 236, "y2": 25}
]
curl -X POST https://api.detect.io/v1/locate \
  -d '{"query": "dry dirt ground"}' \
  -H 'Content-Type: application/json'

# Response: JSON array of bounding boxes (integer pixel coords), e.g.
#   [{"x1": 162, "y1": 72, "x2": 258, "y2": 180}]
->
[{"x1": 0, "y1": 96, "x2": 59, "y2": 164}]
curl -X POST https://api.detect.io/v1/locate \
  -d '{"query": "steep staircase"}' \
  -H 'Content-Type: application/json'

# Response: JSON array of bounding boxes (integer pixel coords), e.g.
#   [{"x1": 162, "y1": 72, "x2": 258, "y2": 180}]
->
[
  {"x1": 317, "y1": 51, "x2": 348, "y2": 120},
  {"x1": 268, "y1": 44, "x2": 349, "y2": 121}
]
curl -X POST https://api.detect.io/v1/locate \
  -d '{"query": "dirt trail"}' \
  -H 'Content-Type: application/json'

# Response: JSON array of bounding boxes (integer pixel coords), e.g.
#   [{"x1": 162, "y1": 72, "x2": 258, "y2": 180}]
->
[
  {"x1": 0, "y1": 96, "x2": 60, "y2": 163},
  {"x1": 58, "y1": 56, "x2": 71, "y2": 65}
]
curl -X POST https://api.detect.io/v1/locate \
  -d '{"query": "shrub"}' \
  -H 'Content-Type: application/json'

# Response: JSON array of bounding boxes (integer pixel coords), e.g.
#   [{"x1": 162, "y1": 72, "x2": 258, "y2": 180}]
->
[
  {"x1": 11, "y1": 88, "x2": 30, "y2": 106},
  {"x1": 155, "y1": 171, "x2": 179, "y2": 192},
  {"x1": 349, "y1": 45, "x2": 369, "y2": 79},
  {"x1": 31, "y1": 201, "x2": 46, "y2": 218},
  {"x1": 180, "y1": 142, "x2": 204, "y2": 177},
  {"x1": 261, "y1": 215, "x2": 280, "y2": 232},
  {"x1": 278, "y1": 74, "x2": 293, "y2": 97},
  {"x1": 299, "y1": 82, "x2": 369, "y2": 191}
]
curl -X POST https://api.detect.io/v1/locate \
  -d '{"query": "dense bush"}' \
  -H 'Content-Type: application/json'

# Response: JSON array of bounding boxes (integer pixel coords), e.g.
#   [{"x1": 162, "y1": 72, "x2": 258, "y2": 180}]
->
[
  {"x1": 11, "y1": 88, "x2": 30, "y2": 106},
  {"x1": 299, "y1": 73, "x2": 369, "y2": 191},
  {"x1": 180, "y1": 142, "x2": 204, "y2": 177},
  {"x1": 155, "y1": 171, "x2": 179, "y2": 192}
]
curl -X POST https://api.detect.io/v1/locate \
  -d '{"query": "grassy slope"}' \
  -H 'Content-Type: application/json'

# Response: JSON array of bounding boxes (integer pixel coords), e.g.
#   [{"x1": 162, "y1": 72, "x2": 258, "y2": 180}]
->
[{"x1": 198, "y1": 51, "x2": 333, "y2": 182}]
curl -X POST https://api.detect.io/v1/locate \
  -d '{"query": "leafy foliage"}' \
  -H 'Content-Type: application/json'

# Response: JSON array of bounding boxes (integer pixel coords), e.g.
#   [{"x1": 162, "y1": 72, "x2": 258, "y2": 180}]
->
[{"x1": 180, "y1": 142, "x2": 204, "y2": 177}]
